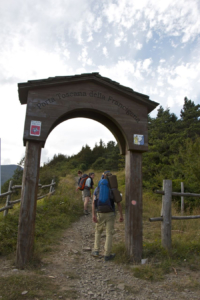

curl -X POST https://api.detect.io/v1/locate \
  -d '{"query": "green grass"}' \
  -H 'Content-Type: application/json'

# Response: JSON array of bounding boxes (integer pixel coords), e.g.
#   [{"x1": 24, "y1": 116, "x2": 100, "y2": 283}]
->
[
  {"x1": 2, "y1": 170, "x2": 200, "y2": 283},
  {"x1": 112, "y1": 187, "x2": 200, "y2": 281},
  {"x1": 0, "y1": 175, "x2": 83, "y2": 257},
  {"x1": 0, "y1": 273, "x2": 79, "y2": 300},
  {"x1": 0, "y1": 274, "x2": 60, "y2": 300}
]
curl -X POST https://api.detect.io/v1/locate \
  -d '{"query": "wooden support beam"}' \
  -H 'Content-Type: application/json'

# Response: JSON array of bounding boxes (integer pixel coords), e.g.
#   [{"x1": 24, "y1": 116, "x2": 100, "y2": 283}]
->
[
  {"x1": 16, "y1": 141, "x2": 42, "y2": 268},
  {"x1": 181, "y1": 182, "x2": 184, "y2": 214},
  {"x1": 4, "y1": 180, "x2": 13, "y2": 216},
  {"x1": 155, "y1": 190, "x2": 200, "y2": 198},
  {"x1": 125, "y1": 150, "x2": 142, "y2": 263},
  {"x1": 0, "y1": 191, "x2": 13, "y2": 198},
  {"x1": 161, "y1": 180, "x2": 172, "y2": 251},
  {"x1": 0, "y1": 205, "x2": 13, "y2": 212},
  {"x1": 150, "y1": 215, "x2": 200, "y2": 222}
]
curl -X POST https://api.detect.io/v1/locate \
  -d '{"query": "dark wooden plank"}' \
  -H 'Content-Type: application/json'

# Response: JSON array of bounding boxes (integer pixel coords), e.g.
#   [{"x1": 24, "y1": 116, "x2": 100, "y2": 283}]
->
[{"x1": 16, "y1": 141, "x2": 42, "y2": 268}]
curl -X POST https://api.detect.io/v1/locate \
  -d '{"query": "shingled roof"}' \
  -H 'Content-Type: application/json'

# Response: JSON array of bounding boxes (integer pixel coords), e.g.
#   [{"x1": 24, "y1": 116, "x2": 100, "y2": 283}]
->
[{"x1": 18, "y1": 72, "x2": 159, "y2": 112}]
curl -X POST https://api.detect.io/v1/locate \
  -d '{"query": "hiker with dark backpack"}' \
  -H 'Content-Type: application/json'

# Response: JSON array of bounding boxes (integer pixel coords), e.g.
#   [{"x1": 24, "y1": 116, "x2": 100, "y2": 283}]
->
[
  {"x1": 92, "y1": 171, "x2": 123, "y2": 261},
  {"x1": 76, "y1": 170, "x2": 84, "y2": 202},
  {"x1": 76, "y1": 172, "x2": 95, "y2": 215}
]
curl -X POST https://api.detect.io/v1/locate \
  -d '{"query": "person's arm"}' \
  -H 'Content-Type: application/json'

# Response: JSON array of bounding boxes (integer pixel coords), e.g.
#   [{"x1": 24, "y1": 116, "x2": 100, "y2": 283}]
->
[
  {"x1": 117, "y1": 202, "x2": 124, "y2": 222},
  {"x1": 92, "y1": 196, "x2": 98, "y2": 223}
]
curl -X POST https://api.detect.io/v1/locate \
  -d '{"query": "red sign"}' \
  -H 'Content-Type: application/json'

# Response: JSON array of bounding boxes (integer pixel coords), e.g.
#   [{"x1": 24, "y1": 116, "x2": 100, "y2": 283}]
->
[{"x1": 30, "y1": 121, "x2": 41, "y2": 136}]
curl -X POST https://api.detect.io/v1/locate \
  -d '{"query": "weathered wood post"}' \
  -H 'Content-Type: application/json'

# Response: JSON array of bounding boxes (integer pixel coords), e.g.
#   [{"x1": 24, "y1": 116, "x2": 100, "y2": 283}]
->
[
  {"x1": 49, "y1": 178, "x2": 55, "y2": 193},
  {"x1": 161, "y1": 179, "x2": 172, "y2": 250},
  {"x1": 181, "y1": 182, "x2": 184, "y2": 215},
  {"x1": 125, "y1": 150, "x2": 143, "y2": 262},
  {"x1": 16, "y1": 141, "x2": 42, "y2": 268},
  {"x1": 4, "y1": 180, "x2": 13, "y2": 216}
]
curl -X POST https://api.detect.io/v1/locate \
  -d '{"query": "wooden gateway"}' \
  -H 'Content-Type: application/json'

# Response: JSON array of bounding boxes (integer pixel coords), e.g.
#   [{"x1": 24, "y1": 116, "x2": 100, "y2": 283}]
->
[{"x1": 17, "y1": 73, "x2": 158, "y2": 267}]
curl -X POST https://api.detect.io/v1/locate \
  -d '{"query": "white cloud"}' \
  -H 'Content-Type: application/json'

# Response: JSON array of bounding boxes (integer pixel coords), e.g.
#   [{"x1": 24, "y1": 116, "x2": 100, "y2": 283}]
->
[
  {"x1": 146, "y1": 30, "x2": 152, "y2": 41},
  {"x1": 1, "y1": 0, "x2": 200, "y2": 165},
  {"x1": 136, "y1": 43, "x2": 143, "y2": 50},
  {"x1": 142, "y1": 58, "x2": 152, "y2": 71},
  {"x1": 103, "y1": 47, "x2": 108, "y2": 57},
  {"x1": 78, "y1": 47, "x2": 93, "y2": 67}
]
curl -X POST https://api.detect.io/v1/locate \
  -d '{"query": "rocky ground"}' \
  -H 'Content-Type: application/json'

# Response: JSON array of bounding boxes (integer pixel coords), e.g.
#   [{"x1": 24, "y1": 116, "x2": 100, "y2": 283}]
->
[{"x1": 1, "y1": 208, "x2": 200, "y2": 300}]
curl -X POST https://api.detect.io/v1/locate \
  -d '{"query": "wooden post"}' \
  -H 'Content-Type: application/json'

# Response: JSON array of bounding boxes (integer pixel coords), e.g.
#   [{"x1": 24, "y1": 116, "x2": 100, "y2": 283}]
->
[
  {"x1": 181, "y1": 182, "x2": 184, "y2": 215},
  {"x1": 49, "y1": 178, "x2": 54, "y2": 193},
  {"x1": 4, "y1": 180, "x2": 13, "y2": 216},
  {"x1": 16, "y1": 141, "x2": 42, "y2": 268},
  {"x1": 125, "y1": 150, "x2": 143, "y2": 263},
  {"x1": 161, "y1": 180, "x2": 172, "y2": 250}
]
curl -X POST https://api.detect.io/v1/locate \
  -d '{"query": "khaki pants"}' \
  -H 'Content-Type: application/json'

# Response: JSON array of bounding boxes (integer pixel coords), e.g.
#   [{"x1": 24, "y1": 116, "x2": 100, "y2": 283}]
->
[{"x1": 94, "y1": 212, "x2": 115, "y2": 256}]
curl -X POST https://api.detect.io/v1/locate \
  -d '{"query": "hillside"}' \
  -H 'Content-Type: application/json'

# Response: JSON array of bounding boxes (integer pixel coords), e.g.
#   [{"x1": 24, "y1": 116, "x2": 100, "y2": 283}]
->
[{"x1": 1, "y1": 165, "x2": 23, "y2": 186}]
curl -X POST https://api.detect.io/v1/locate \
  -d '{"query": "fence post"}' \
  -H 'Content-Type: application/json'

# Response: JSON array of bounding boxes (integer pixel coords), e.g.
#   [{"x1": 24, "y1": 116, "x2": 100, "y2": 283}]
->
[
  {"x1": 49, "y1": 178, "x2": 55, "y2": 193},
  {"x1": 161, "y1": 179, "x2": 172, "y2": 251},
  {"x1": 4, "y1": 180, "x2": 13, "y2": 217},
  {"x1": 181, "y1": 182, "x2": 184, "y2": 215}
]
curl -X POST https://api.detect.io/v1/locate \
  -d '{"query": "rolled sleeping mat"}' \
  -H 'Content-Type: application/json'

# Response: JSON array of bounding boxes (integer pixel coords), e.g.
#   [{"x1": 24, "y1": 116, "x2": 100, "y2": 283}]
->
[
  {"x1": 112, "y1": 188, "x2": 122, "y2": 203},
  {"x1": 107, "y1": 175, "x2": 118, "y2": 188}
]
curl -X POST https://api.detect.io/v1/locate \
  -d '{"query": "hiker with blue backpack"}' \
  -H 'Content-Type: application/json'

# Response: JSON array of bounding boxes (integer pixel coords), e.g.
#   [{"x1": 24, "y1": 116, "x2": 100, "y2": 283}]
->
[{"x1": 92, "y1": 171, "x2": 123, "y2": 261}]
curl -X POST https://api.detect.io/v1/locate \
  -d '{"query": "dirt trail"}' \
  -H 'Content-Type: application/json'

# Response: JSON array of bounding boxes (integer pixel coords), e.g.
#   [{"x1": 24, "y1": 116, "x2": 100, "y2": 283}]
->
[
  {"x1": 1, "y1": 209, "x2": 200, "y2": 299},
  {"x1": 37, "y1": 210, "x2": 200, "y2": 300}
]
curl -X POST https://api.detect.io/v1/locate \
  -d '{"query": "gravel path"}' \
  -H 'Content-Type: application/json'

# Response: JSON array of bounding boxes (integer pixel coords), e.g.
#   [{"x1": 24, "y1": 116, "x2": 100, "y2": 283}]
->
[
  {"x1": 1, "y1": 208, "x2": 200, "y2": 299},
  {"x1": 41, "y1": 211, "x2": 200, "y2": 300}
]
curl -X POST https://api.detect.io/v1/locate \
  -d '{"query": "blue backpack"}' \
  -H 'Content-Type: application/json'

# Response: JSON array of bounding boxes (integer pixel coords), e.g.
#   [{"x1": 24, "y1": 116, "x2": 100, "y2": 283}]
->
[{"x1": 96, "y1": 179, "x2": 114, "y2": 213}]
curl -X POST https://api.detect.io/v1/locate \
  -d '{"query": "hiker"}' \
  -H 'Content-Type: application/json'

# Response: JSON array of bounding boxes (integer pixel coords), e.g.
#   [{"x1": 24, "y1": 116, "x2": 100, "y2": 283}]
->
[
  {"x1": 92, "y1": 171, "x2": 123, "y2": 261},
  {"x1": 77, "y1": 170, "x2": 84, "y2": 202},
  {"x1": 83, "y1": 172, "x2": 95, "y2": 215}
]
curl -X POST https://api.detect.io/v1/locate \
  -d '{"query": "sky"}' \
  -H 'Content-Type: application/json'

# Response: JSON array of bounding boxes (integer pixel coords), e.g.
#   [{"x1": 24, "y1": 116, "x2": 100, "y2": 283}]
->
[{"x1": 0, "y1": 0, "x2": 200, "y2": 166}]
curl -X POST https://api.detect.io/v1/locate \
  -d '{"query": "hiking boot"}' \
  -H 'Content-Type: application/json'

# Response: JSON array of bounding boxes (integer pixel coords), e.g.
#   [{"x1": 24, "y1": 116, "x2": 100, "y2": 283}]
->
[
  {"x1": 104, "y1": 253, "x2": 116, "y2": 261},
  {"x1": 91, "y1": 251, "x2": 99, "y2": 257},
  {"x1": 84, "y1": 210, "x2": 89, "y2": 215}
]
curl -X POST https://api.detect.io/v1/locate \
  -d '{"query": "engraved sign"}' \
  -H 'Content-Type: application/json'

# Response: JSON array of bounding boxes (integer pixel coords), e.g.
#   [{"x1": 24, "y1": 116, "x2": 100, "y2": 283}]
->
[{"x1": 30, "y1": 121, "x2": 41, "y2": 136}]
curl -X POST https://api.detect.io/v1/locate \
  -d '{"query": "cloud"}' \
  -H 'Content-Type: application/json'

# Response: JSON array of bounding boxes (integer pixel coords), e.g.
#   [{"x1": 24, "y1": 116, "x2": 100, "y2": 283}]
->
[
  {"x1": 136, "y1": 43, "x2": 143, "y2": 50},
  {"x1": 103, "y1": 47, "x2": 108, "y2": 57},
  {"x1": 78, "y1": 47, "x2": 93, "y2": 67},
  {"x1": 1, "y1": 0, "x2": 200, "y2": 165}
]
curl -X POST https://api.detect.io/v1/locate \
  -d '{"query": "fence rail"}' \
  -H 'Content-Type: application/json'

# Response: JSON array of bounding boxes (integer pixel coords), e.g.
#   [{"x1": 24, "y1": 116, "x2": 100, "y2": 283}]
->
[
  {"x1": 150, "y1": 179, "x2": 200, "y2": 250},
  {"x1": 0, "y1": 179, "x2": 56, "y2": 216}
]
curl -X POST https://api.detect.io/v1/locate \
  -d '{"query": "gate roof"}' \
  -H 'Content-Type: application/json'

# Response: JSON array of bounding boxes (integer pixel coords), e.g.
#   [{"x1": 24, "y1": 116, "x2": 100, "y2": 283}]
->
[{"x1": 18, "y1": 72, "x2": 158, "y2": 113}]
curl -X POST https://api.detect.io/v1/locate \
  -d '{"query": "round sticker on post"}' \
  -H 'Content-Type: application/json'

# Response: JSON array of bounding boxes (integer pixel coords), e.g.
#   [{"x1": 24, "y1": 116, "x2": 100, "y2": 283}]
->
[
  {"x1": 30, "y1": 121, "x2": 41, "y2": 136},
  {"x1": 131, "y1": 200, "x2": 137, "y2": 205}
]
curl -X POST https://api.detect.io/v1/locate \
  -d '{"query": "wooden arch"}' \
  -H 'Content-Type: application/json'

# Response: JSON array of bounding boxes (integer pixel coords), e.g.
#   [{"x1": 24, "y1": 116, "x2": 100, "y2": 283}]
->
[
  {"x1": 47, "y1": 109, "x2": 127, "y2": 155},
  {"x1": 16, "y1": 73, "x2": 158, "y2": 267}
]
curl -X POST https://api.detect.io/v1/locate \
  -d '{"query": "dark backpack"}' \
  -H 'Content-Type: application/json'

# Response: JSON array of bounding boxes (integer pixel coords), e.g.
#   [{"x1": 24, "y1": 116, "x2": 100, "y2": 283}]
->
[
  {"x1": 96, "y1": 179, "x2": 114, "y2": 213},
  {"x1": 78, "y1": 174, "x2": 89, "y2": 190}
]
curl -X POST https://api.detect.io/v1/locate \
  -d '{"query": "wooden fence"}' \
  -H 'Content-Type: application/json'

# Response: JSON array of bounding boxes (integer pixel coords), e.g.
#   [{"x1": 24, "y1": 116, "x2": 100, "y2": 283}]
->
[
  {"x1": 0, "y1": 179, "x2": 56, "y2": 216},
  {"x1": 149, "y1": 179, "x2": 200, "y2": 250}
]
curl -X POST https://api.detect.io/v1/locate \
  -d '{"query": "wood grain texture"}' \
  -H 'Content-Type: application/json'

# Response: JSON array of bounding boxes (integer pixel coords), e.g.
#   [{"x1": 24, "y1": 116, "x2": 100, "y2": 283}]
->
[
  {"x1": 161, "y1": 180, "x2": 172, "y2": 251},
  {"x1": 125, "y1": 151, "x2": 143, "y2": 262},
  {"x1": 22, "y1": 80, "x2": 153, "y2": 154},
  {"x1": 16, "y1": 141, "x2": 42, "y2": 268}
]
